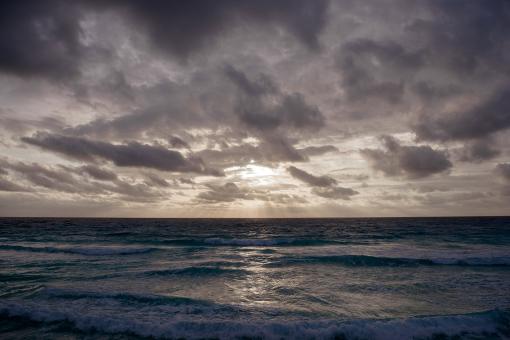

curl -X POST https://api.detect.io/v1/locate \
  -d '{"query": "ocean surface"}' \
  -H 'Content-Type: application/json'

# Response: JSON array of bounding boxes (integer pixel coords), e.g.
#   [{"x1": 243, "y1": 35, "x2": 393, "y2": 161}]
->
[{"x1": 0, "y1": 217, "x2": 509, "y2": 339}]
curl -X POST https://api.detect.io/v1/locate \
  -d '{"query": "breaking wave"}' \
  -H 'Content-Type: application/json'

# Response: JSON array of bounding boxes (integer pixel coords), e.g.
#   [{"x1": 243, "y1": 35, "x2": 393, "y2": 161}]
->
[{"x1": 0, "y1": 298, "x2": 508, "y2": 339}]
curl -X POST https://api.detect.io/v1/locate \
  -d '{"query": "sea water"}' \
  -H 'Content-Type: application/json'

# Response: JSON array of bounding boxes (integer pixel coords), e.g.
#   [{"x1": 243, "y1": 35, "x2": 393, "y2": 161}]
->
[{"x1": 0, "y1": 217, "x2": 509, "y2": 339}]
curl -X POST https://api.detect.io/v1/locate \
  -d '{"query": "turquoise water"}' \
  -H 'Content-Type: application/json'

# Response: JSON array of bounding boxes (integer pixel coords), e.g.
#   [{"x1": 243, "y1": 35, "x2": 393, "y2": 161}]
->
[{"x1": 1, "y1": 217, "x2": 509, "y2": 339}]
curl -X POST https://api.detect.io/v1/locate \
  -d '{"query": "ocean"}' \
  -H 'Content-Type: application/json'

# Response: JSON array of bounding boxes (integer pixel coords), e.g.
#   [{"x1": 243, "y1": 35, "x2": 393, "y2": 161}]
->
[{"x1": 0, "y1": 217, "x2": 509, "y2": 339}]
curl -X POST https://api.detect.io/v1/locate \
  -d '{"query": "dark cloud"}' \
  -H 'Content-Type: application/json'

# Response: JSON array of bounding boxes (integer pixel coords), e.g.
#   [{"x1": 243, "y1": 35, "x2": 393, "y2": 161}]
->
[
  {"x1": 168, "y1": 136, "x2": 190, "y2": 149},
  {"x1": 496, "y1": 163, "x2": 510, "y2": 182},
  {"x1": 197, "y1": 182, "x2": 254, "y2": 203},
  {"x1": 80, "y1": 165, "x2": 118, "y2": 181},
  {"x1": 407, "y1": 0, "x2": 510, "y2": 76},
  {"x1": 0, "y1": 0, "x2": 84, "y2": 80},
  {"x1": 415, "y1": 88, "x2": 510, "y2": 141},
  {"x1": 7, "y1": 161, "x2": 82, "y2": 193},
  {"x1": 287, "y1": 166, "x2": 336, "y2": 187},
  {"x1": 331, "y1": 0, "x2": 510, "y2": 132},
  {"x1": 227, "y1": 66, "x2": 325, "y2": 132},
  {"x1": 61, "y1": 66, "x2": 324, "y2": 168},
  {"x1": 311, "y1": 187, "x2": 358, "y2": 200},
  {"x1": 22, "y1": 133, "x2": 222, "y2": 176},
  {"x1": 287, "y1": 166, "x2": 358, "y2": 200},
  {"x1": 144, "y1": 173, "x2": 170, "y2": 188},
  {"x1": 96, "y1": 0, "x2": 329, "y2": 60},
  {"x1": 0, "y1": 177, "x2": 27, "y2": 192},
  {"x1": 224, "y1": 65, "x2": 278, "y2": 97},
  {"x1": 457, "y1": 140, "x2": 501, "y2": 163},
  {"x1": 411, "y1": 81, "x2": 461, "y2": 103},
  {"x1": 361, "y1": 135, "x2": 452, "y2": 179},
  {"x1": 179, "y1": 178, "x2": 194, "y2": 185},
  {"x1": 2, "y1": 0, "x2": 510, "y2": 216},
  {"x1": 109, "y1": 180, "x2": 165, "y2": 203},
  {"x1": 2, "y1": 160, "x2": 167, "y2": 201},
  {"x1": 263, "y1": 136, "x2": 307, "y2": 162},
  {"x1": 336, "y1": 38, "x2": 422, "y2": 104},
  {"x1": 0, "y1": 0, "x2": 329, "y2": 80}
]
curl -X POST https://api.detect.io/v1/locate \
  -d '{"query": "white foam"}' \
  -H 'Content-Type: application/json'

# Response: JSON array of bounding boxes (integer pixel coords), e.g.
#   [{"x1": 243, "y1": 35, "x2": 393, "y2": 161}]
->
[{"x1": 0, "y1": 300, "x2": 507, "y2": 340}]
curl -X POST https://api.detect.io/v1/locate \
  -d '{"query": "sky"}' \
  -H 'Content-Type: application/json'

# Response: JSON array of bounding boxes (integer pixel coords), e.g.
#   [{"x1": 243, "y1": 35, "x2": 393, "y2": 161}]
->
[{"x1": 0, "y1": 0, "x2": 509, "y2": 217}]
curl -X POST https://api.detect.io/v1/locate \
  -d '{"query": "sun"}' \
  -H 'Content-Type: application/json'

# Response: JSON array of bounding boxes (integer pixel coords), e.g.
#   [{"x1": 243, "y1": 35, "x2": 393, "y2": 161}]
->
[{"x1": 232, "y1": 162, "x2": 279, "y2": 186}]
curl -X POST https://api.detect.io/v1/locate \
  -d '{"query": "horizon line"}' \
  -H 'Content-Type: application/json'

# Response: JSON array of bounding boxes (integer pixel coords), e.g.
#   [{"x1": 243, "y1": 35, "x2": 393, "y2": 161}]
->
[{"x1": 1, "y1": 215, "x2": 509, "y2": 219}]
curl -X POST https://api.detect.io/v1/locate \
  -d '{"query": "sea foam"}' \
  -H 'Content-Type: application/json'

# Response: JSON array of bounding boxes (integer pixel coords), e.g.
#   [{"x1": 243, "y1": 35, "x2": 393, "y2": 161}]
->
[{"x1": 1, "y1": 299, "x2": 508, "y2": 340}]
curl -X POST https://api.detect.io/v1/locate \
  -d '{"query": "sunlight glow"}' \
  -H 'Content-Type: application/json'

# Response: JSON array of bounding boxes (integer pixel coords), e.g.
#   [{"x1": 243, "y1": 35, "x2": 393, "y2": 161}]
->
[{"x1": 240, "y1": 164, "x2": 278, "y2": 186}]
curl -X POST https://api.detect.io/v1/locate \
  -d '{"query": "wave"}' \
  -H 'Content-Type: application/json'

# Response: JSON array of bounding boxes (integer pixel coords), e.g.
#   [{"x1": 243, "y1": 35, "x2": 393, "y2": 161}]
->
[
  {"x1": 0, "y1": 244, "x2": 156, "y2": 256},
  {"x1": 202, "y1": 237, "x2": 336, "y2": 247},
  {"x1": 143, "y1": 266, "x2": 248, "y2": 277},
  {"x1": 0, "y1": 299, "x2": 508, "y2": 339},
  {"x1": 267, "y1": 254, "x2": 510, "y2": 268},
  {"x1": 37, "y1": 287, "x2": 213, "y2": 307},
  {"x1": 137, "y1": 237, "x2": 341, "y2": 247}
]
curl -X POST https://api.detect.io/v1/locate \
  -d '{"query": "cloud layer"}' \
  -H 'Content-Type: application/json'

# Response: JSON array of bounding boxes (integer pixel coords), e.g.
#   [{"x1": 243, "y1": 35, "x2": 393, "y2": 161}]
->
[{"x1": 0, "y1": 0, "x2": 509, "y2": 216}]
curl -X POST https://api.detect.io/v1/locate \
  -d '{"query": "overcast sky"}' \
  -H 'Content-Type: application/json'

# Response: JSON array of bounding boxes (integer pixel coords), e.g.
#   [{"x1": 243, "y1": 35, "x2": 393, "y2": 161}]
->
[{"x1": 1, "y1": 0, "x2": 509, "y2": 217}]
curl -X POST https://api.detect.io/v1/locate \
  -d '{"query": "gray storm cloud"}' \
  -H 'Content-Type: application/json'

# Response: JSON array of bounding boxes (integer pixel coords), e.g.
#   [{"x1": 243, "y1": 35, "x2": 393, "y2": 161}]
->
[
  {"x1": 287, "y1": 166, "x2": 337, "y2": 187},
  {"x1": 22, "y1": 133, "x2": 223, "y2": 176},
  {"x1": 361, "y1": 136, "x2": 452, "y2": 179},
  {"x1": 0, "y1": 0, "x2": 509, "y2": 216},
  {"x1": 287, "y1": 166, "x2": 358, "y2": 200}
]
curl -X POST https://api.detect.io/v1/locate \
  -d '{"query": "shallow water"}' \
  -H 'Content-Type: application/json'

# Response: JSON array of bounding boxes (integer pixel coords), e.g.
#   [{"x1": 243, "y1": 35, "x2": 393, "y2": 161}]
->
[{"x1": 1, "y1": 217, "x2": 509, "y2": 339}]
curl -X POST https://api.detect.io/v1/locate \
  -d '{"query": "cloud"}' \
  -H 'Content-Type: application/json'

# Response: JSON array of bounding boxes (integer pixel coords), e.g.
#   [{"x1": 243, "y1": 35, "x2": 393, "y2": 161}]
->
[
  {"x1": 336, "y1": 38, "x2": 422, "y2": 104},
  {"x1": 96, "y1": 0, "x2": 329, "y2": 60},
  {"x1": 227, "y1": 66, "x2": 325, "y2": 132},
  {"x1": 287, "y1": 166, "x2": 336, "y2": 187},
  {"x1": 311, "y1": 187, "x2": 358, "y2": 200},
  {"x1": 457, "y1": 140, "x2": 500, "y2": 163},
  {"x1": 197, "y1": 137, "x2": 309, "y2": 167},
  {"x1": 1, "y1": 159, "x2": 168, "y2": 201},
  {"x1": 197, "y1": 182, "x2": 254, "y2": 203},
  {"x1": 496, "y1": 163, "x2": 510, "y2": 182},
  {"x1": 7, "y1": 161, "x2": 84, "y2": 193},
  {"x1": 415, "y1": 88, "x2": 510, "y2": 141},
  {"x1": 64, "y1": 79, "x2": 203, "y2": 139},
  {"x1": 406, "y1": 0, "x2": 510, "y2": 76},
  {"x1": 0, "y1": 1, "x2": 84, "y2": 80},
  {"x1": 0, "y1": 0, "x2": 329, "y2": 81},
  {"x1": 179, "y1": 178, "x2": 194, "y2": 185},
  {"x1": 168, "y1": 136, "x2": 190, "y2": 149},
  {"x1": 144, "y1": 173, "x2": 170, "y2": 188},
  {"x1": 22, "y1": 133, "x2": 222, "y2": 176},
  {"x1": 80, "y1": 165, "x2": 118, "y2": 181},
  {"x1": 298, "y1": 145, "x2": 338, "y2": 157},
  {"x1": 361, "y1": 135, "x2": 452, "y2": 179},
  {"x1": 411, "y1": 81, "x2": 461, "y2": 103},
  {"x1": 0, "y1": 177, "x2": 27, "y2": 192},
  {"x1": 2, "y1": 1, "x2": 510, "y2": 216},
  {"x1": 224, "y1": 65, "x2": 278, "y2": 97},
  {"x1": 287, "y1": 166, "x2": 358, "y2": 200},
  {"x1": 197, "y1": 182, "x2": 307, "y2": 204}
]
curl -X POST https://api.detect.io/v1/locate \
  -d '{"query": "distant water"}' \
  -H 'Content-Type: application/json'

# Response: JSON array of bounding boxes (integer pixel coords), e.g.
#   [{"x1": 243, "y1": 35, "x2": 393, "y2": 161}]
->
[{"x1": 1, "y1": 217, "x2": 509, "y2": 339}]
